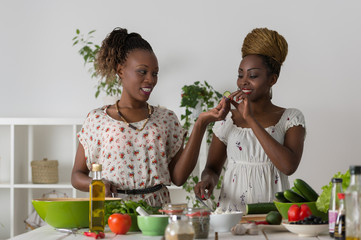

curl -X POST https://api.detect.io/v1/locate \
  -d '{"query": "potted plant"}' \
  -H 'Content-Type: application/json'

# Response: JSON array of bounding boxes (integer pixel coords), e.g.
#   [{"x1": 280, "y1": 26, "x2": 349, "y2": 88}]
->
[
  {"x1": 180, "y1": 81, "x2": 224, "y2": 209},
  {"x1": 72, "y1": 29, "x2": 122, "y2": 99}
]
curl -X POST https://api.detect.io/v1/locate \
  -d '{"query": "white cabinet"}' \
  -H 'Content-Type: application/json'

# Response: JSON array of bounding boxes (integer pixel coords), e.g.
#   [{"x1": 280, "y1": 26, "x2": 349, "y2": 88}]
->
[
  {"x1": 0, "y1": 118, "x2": 186, "y2": 239},
  {"x1": 0, "y1": 118, "x2": 85, "y2": 239}
]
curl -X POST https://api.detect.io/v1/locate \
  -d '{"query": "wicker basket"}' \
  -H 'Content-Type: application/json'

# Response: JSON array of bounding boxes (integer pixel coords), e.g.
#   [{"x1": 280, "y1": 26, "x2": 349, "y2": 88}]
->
[{"x1": 31, "y1": 158, "x2": 59, "y2": 184}]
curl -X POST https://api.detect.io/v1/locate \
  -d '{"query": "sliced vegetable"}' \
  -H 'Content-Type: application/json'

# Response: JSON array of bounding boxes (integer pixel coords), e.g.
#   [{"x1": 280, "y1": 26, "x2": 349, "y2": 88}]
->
[
  {"x1": 293, "y1": 179, "x2": 319, "y2": 202},
  {"x1": 283, "y1": 189, "x2": 307, "y2": 203},
  {"x1": 246, "y1": 202, "x2": 278, "y2": 214},
  {"x1": 223, "y1": 91, "x2": 231, "y2": 98}
]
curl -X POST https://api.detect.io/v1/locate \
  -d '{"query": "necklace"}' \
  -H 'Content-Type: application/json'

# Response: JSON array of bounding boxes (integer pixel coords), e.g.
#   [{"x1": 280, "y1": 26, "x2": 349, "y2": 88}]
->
[{"x1": 115, "y1": 100, "x2": 152, "y2": 132}]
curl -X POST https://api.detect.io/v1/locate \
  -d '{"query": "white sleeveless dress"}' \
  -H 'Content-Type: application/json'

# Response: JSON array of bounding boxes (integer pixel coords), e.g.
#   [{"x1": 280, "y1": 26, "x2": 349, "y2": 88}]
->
[{"x1": 212, "y1": 108, "x2": 306, "y2": 212}]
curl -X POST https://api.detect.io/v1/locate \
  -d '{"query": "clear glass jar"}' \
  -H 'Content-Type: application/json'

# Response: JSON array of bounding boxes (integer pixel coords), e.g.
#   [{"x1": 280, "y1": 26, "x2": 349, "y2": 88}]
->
[
  {"x1": 185, "y1": 207, "x2": 210, "y2": 239},
  {"x1": 330, "y1": 178, "x2": 343, "y2": 237},
  {"x1": 160, "y1": 203, "x2": 188, "y2": 216},
  {"x1": 345, "y1": 165, "x2": 361, "y2": 240},
  {"x1": 165, "y1": 215, "x2": 195, "y2": 240}
]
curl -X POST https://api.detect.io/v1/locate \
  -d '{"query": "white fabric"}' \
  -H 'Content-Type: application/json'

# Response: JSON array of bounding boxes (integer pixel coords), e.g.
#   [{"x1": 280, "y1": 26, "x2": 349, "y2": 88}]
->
[{"x1": 212, "y1": 108, "x2": 306, "y2": 212}]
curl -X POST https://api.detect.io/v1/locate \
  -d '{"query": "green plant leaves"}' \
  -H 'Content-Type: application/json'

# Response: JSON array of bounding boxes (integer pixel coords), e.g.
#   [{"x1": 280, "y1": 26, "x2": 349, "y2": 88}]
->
[{"x1": 72, "y1": 29, "x2": 122, "y2": 98}]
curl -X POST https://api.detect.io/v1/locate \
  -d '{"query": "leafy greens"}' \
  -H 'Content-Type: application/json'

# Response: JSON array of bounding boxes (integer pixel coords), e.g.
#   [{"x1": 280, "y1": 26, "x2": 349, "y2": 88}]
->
[
  {"x1": 316, "y1": 170, "x2": 350, "y2": 213},
  {"x1": 104, "y1": 199, "x2": 160, "y2": 224}
]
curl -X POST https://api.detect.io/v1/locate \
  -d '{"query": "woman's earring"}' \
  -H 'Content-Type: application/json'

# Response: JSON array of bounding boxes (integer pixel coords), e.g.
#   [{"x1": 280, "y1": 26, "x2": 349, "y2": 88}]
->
[{"x1": 269, "y1": 87, "x2": 273, "y2": 99}]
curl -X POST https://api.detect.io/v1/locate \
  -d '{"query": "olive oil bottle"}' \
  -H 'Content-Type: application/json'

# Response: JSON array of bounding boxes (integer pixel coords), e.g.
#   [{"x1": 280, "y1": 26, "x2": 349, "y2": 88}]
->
[{"x1": 89, "y1": 163, "x2": 105, "y2": 232}]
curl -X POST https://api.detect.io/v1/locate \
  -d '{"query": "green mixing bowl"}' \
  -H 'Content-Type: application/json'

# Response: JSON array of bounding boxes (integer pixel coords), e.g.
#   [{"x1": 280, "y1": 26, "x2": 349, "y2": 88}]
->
[
  {"x1": 32, "y1": 198, "x2": 121, "y2": 229},
  {"x1": 274, "y1": 201, "x2": 328, "y2": 221},
  {"x1": 137, "y1": 215, "x2": 169, "y2": 236}
]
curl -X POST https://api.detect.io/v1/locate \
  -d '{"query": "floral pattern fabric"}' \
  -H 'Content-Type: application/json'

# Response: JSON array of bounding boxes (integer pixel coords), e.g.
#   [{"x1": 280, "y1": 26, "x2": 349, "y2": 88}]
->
[
  {"x1": 77, "y1": 105, "x2": 185, "y2": 206},
  {"x1": 212, "y1": 108, "x2": 306, "y2": 212}
]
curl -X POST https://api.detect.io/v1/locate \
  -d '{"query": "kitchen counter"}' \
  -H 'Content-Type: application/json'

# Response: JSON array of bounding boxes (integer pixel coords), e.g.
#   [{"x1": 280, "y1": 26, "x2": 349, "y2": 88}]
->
[{"x1": 11, "y1": 225, "x2": 332, "y2": 240}]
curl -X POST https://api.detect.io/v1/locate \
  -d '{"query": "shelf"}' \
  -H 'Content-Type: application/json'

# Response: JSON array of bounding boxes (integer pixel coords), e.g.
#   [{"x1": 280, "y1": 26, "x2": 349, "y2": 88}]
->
[
  {"x1": 14, "y1": 183, "x2": 73, "y2": 189},
  {"x1": 0, "y1": 118, "x2": 83, "y2": 238},
  {"x1": 0, "y1": 118, "x2": 84, "y2": 125}
]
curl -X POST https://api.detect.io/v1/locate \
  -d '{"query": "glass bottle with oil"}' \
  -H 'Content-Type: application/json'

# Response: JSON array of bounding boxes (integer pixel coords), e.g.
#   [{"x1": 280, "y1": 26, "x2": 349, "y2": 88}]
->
[
  {"x1": 345, "y1": 165, "x2": 361, "y2": 240},
  {"x1": 89, "y1": 163, "x2": 105, "y2": 232}
]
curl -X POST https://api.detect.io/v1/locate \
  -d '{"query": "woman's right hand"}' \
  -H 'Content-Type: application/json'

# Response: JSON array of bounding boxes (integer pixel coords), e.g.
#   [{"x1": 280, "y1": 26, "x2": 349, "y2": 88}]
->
[
  {"x1": 194, "y1": 179, "x2": 216, "y2": 200},
  {"x1": 198, "y1": 96, "x2": 231, "y2": 125}
]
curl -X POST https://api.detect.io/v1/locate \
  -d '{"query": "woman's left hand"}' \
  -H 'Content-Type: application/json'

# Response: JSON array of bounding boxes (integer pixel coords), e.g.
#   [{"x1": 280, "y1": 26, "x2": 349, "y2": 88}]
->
[{"x1": 229, "y1": 90, "x2": 254, "y2": 121}]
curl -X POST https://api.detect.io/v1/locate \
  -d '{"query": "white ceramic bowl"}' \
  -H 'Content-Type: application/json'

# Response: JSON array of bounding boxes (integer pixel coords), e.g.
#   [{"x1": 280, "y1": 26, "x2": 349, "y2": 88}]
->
[
  {"x1": 282, "y1": 223, "x2": 328, "y2": 237},
  {"x1": 210, "y1": 211, "x2": 243, "y2": 232}
]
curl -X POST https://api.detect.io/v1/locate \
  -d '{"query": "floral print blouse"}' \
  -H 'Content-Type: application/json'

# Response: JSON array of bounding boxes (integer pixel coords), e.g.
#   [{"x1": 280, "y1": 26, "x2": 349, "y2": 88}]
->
[{"x1": 77, "y1": 105, "x2": 185, "y2": 206}]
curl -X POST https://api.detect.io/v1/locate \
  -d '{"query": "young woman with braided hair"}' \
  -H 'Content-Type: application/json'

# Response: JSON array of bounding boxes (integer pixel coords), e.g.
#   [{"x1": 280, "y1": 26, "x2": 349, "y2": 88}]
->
[
  {"x1": 71, "y1": 27, "x2": 229, "y2": 206},
  {"x1": 194, "y1": 28, "x2": 306, "y2": 212}
]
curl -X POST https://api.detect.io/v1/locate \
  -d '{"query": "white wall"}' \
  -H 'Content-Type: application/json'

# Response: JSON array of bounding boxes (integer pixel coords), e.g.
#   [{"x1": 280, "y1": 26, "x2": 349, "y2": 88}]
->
[{"x1": 1, "y1": 0, "x2": 361, "y2": 195}]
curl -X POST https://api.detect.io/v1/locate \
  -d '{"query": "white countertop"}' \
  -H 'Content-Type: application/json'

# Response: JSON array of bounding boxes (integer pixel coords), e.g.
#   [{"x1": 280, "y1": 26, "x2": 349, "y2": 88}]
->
[{"x1": 10, "y1": 225, "x2": 332, "y2": 240}]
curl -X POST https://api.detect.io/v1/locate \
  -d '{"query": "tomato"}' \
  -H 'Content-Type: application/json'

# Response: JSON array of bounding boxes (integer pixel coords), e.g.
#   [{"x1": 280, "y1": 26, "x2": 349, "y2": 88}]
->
[
  {"x1": 299, "y1": 204, "x2": 312, "y2": 220},
  {"x1": 287, "y1": 204, "x2": 313, "y2": 222},
  {"x1": 288, "y1": 204, "x2": 301, "y2": 222},
  {"x1": 108, "y1": 213, "x2": 132, "y2": 235}
]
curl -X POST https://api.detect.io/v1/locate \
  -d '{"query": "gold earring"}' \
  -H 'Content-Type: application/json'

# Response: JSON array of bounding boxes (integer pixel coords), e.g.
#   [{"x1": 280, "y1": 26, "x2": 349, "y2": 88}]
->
[{"x1": 269, "y1": 87, "x2": 273, "y2": 99}]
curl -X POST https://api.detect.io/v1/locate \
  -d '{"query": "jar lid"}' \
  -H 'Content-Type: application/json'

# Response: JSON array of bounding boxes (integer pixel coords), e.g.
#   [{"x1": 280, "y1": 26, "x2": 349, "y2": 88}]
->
[
  {"x1": 185, "y1": 207, "x2": 211, "y2": 217},
  {"x1": 91, "y1": 163, "x2": 102, "y2": 172},
  {"x1": 159, "y1": 203, "x2": 188, "y2": 215}
]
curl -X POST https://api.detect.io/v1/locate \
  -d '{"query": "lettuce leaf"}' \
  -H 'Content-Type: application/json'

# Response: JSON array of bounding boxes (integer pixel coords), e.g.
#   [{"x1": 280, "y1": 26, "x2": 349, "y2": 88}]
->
[{"x1": 316, "y1": 170, "x2": 350, "y2": 213}]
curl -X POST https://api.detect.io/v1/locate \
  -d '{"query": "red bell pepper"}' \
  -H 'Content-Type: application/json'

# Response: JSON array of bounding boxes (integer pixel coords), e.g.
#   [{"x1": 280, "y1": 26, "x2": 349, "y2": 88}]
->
[
  {"x1": 287, "y1": 204, "x2": 312, "y2": 222},
  {"x1": 83, "y1": 231, "x2": 105, "y2": 239}
]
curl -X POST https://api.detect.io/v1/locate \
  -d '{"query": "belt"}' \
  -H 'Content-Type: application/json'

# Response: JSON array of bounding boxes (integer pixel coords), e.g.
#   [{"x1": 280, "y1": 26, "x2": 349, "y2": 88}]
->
[{"x1": 117, "y1": 184, "x2": 164, "y2": 195}]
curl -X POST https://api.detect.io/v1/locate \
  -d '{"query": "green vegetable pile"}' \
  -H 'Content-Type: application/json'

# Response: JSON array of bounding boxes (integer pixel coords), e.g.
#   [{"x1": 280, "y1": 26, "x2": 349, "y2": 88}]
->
[
  {"x1": 316, "y1": 170, "x2": 350, "y2": 213},
  {"x1": 104, "y1": 199, "x2": 160, "y2": 224}
]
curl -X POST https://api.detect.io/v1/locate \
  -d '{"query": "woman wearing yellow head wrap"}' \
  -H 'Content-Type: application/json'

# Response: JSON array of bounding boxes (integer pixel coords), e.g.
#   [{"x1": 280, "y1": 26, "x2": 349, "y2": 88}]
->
[{"x1": 194, "y1": 28, "x2": 306, "y2": 212}]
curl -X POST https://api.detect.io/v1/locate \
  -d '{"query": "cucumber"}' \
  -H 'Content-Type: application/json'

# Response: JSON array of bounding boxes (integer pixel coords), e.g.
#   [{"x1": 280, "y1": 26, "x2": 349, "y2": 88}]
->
[
  {"x1": 223, "y1": 91, "x2": 231, "y2": 98},
  {"x1": 294, "y1": 178, "x2": 319, "y2": 202},
  {"x1": 246, "y1": 202, "x2": 278, "y2": 214},
  {"x1": 275, "y1": 191, "x2": 290, "y2": 203},
  {"x1": 291, "y1": 186, "x2": 302, "y2": 196},
  {"x1": 283, "y1": 189, "x2": 307, "y2": 203}
]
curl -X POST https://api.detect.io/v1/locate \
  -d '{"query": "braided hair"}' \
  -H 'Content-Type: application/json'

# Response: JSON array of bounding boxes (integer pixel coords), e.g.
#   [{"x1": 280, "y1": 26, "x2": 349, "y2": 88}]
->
[
  {"x1": 95, "y1": 27, "x2": 153, "y2": 82},
  {"x1": 241, "y1": 28, "x2": 288, "y2": 77}
]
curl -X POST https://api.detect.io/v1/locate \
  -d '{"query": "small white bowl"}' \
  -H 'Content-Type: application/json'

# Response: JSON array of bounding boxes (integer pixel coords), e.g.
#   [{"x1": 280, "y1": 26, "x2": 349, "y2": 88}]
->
[
  {"x1": 210, "y1": 211, "x2": 243, "y2": 232},
  {"x1": 282, "y1": 223, "x2": 328, "y2": 237}
]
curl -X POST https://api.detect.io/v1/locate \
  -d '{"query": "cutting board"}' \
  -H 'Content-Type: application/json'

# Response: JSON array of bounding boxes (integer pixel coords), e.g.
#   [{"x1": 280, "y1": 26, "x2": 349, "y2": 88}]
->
[{"x1": 240, "y1": 214, "x2": 267, "y2": 223}]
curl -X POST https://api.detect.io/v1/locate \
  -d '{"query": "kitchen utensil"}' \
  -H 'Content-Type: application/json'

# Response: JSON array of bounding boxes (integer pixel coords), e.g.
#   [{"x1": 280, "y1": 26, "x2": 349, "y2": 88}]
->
[
  {"x1": 136, "y1": 206, "x2": 150, "y2": 216},
  {"x1": 282, "y1": 222, "x2": 328, "y2": 237},
  {"x1": 195, "y1": 195, "x2": 213, "y2": 212},
  {"x1": 32, "y1": 198, "x2": 121, "y2": 229},
  {"x1": 137, "y1": 215, "x2": 169, "y2": 236},
  {"x1": 210, "y1": 211, "x2": 243, "y2": 232}
]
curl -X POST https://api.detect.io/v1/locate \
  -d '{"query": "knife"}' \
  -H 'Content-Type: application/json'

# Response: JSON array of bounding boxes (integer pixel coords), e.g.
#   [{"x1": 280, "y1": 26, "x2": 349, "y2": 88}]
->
[{"x1": 195, "y1": 195, "x2": 213, "y2": 212}]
